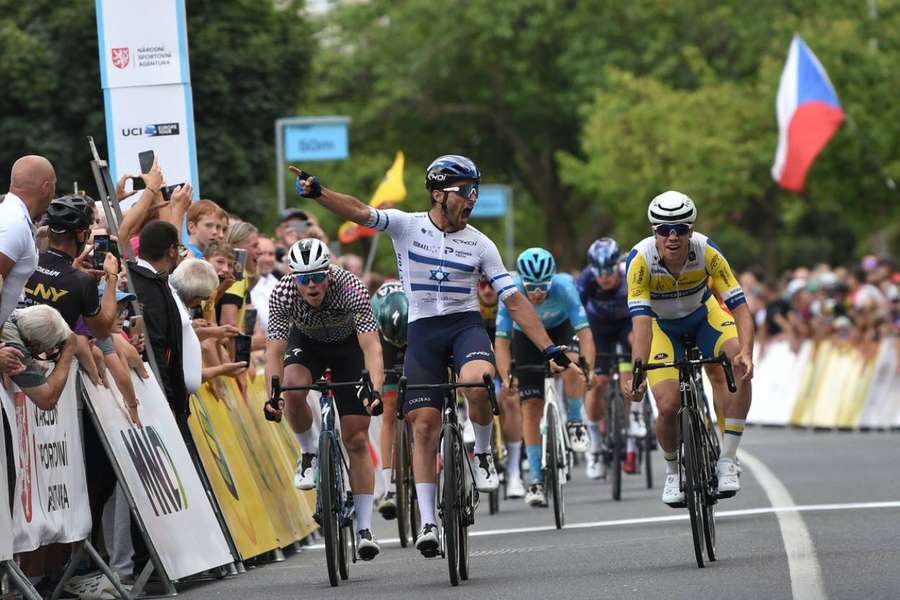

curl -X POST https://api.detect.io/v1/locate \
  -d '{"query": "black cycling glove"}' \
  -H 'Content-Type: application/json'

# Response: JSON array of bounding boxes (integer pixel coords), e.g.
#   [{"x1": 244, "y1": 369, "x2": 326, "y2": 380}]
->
[
  {"x1": 294, "y1": 170, "x2": 322, "y2": 198},
  {"x1": 542, "y1": 345, "x2": 572, "y2": 368}
]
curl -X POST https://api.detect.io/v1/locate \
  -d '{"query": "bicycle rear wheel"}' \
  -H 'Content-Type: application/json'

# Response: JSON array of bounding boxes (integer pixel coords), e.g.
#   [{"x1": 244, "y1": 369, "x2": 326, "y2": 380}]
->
[
  {"x1": 643, "y1": 397, "x2": 654, "y2": 490},
  {"x1": 395, "y1": 422, "x2": 412, "y2": 547},
  {"x1": 681, "y1": 410, "x2": 706, "y2": 569},
  {"x1": 319, "y1": 434, "x2": 341, "y2": 586},
  {"x1": 338, "y1": 517, "x2": 352, "y2": 580},
  {"x1": 441, "y1": 426, "x2": 461, "y2": 586},
  {"x1": 546, "y1": 408, "x2": 565, "y2": 529},
  {"x1": 609, "y1": 390, "x2": 623, "y2": 501},
  {"x1": 458, "y1": 461, "x2": 471, "y2": 581}
]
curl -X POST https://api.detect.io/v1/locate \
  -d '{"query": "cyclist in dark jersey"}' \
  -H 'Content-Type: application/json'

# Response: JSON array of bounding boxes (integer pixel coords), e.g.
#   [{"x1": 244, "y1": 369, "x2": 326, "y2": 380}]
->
[
  {"x1": 370, "y1": 281, "x2": 408, "y2": 519},
  {"x1": 576, "y1": 238, "x2": 643, "y2": 478}
]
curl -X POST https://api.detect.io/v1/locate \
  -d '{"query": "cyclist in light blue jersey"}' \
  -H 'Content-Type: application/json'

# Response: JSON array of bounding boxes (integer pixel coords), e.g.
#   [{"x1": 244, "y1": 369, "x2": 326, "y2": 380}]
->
[
  {"x1": 290, "y1": 158, "x2": 572, "y2": 558},
  {"x1": 495, "y1": 248, "x2": 598, "y2": 506}
]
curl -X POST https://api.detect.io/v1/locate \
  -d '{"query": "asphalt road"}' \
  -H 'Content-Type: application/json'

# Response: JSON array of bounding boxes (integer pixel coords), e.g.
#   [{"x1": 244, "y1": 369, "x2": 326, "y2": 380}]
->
[{"x1": 178, "y1": 428, "x2": 900, "y2": 600}]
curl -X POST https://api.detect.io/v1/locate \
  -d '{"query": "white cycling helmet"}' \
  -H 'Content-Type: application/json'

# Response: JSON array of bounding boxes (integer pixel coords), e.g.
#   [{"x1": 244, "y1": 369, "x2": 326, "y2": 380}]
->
[
  {"x1": 647, "y1": 191, "x2": 697, "y2": 225},
  {"x1": 288, "y1": 239, "x2": 331, "y2": 274}
]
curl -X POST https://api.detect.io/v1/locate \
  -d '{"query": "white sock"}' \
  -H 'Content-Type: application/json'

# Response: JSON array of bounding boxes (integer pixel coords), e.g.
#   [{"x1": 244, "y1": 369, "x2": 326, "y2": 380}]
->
[
  {"x1": 506, "y1": 441, "x2": 522, "y2": 478},
  {"x1": 664, "y1": 451, "x2": 678, "y2": 475},
  {"x1": 722, "y1": 418, "x2": 745, "y2": 460},
  {"x1": 587, "y1": 420, "x2": 603, "y2": 452},
  {"x1": 415, "y1": 483, "x2": 436, "y2": 526},
  {"x1": 626, "y1": 437, "x2": 636, "y2": 453},
  {"x1": 631, "y1": 401, "x2": 644, "y2": 415},
  {"x1": 355, "y1": 494, "x2": 374, "y2": 532},
  {"x1": 296, "y1": 428, "x2": 318, "y2": 454},
  {"x1": 382, "y1": 468, "x2": 395, "y2": 493},
  {"x1": 472, "y1": 420, "x2": 493, "y2": 455}
]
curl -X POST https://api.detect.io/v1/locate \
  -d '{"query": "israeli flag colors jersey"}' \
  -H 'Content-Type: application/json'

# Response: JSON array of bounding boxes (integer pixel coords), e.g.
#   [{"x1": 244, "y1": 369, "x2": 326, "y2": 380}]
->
[
  {"x1": 366, "y1": 208, "x2": 517, "y2": 323},
  {"x1": 495, "y1": 273, "x2": 589, "y2": 338},
  {"x1": 626, "y1": 232, "x2": 745, "y2": 321}
]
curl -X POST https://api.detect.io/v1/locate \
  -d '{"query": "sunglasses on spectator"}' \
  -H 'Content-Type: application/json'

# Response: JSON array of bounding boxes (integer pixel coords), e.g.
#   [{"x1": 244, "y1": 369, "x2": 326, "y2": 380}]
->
[
  {"x1": 442, "y1": 183, "x2": 479, "y2": 198},
  {"x1": 116, "y1": 306, "x2": 129, "y2": 318},
  {"x1": 524, "y1": 282, "x2": 551, "y2": 292},
  {"x1": 654, "y1": 224, "x2": 691, "y2": 237},
  {"x1": 591, "y1": 266, "x2": 616, "y2": 277},
  {"x1": 295, "y1": 271, "x2": 328, "y2": 286}
]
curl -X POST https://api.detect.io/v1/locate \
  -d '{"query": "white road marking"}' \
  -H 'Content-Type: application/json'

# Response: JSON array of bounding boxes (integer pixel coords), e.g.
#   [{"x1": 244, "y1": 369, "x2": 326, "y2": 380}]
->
[
  {"x1": 739, "y1": 449, "x2": 827, "y2": 600},
  {"x1": 305, "y1": 499, "x2": 900, "y2": 550}
]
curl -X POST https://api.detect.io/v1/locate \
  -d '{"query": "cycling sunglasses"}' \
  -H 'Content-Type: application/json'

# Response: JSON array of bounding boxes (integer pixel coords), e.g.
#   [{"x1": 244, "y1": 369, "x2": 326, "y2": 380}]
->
[
  {"x1": 295, "y1": 271, "x2": 328, "y2": 286},
  {"x1": 591, "y1": 265, "x2": 617, "y2": 277},
  {"x1": 442, "y1": 182, "x2": 479, "y2": 198},
  {"x1": 524, "y1": 281, "x2": 551, "y2": 292},
  {"x1": 654, "y1": 223, "x2": 692, "y2": 237}
]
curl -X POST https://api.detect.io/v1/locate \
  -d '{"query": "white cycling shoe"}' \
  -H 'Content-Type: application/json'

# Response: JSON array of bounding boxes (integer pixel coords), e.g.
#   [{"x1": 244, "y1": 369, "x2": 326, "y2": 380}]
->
[
  {"x1": 716, "y1": 458, "x2": 740, "y2": 497},
  {"x1": 415, "y1": 524, "x2": 440, "y2": 558},
  {"x1": 566, "y1": 421, "x2": 591, "y2": 453},
  {"x1": 628, "y1": 412, "x2": 647, "y2": 438},
  {"x1": 506, "y1": 474, "x2": 526, "y2": 499},
  {"x1": 357, "y1": 529, "x2": 380, "y2": 561},
  {"x1": 472, "y1": 453, "x2": 499, "y2": 492},
  {"x1": 586, "y1": 452, "x2": 606, "y2": 480},
  {"x1": 662, "y1": 473, "x2": 685, "y2": 507},
  {"x1": 293, "y1": 453, "x2": 317, "y2": 491},
  {"x1": 524, "y1": 483, "x2": 547, "y2": 507}
]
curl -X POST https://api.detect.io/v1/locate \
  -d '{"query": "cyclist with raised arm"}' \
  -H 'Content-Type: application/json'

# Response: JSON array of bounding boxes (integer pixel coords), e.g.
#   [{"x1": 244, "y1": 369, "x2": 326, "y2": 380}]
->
[
  {"x1": 264, "y1": 239, "x2": 385, "y2": 560},
  {"x1": 290, "y1": 156, "x2": 571, "y2": 558},
  {"x1": 623, "y1": 192, "x2": 754, "y2": 506},
  {"x1": 370, "y1": 280, "x2": 408, "y2": 519},
  {"x1": 495, "y1": 248, "x2": 596, "y2": 507},
  {"x1": 576, "y1": 238, "x2": 642, "y2": 479}
]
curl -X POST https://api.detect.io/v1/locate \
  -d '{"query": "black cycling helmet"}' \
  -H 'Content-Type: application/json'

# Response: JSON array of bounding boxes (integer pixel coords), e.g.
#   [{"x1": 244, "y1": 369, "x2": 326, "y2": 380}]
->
[
  {"x1": 424, "y1": 155, "x2": 480, "y2": 190},
  {"x1": 46, "y1": 195, "x2": 94, "y2": 233},
  {"x1": 371, "y1": 282, "x2": 408, "y2": 348}
]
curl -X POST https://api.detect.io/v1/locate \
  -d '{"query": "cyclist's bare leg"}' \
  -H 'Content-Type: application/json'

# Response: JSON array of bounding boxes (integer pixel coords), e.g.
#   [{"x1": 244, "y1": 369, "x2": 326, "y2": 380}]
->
[
  {"x1": 341, "y1": 414, "x2": 375, "y2": 493},
  {"x1": 500, "y1": 387, "x2": 522, "y2": 443},
  {"x1": 562, "y1": 350, "x2": 585, "y2": 420},
  {"x1": 704, "y1": 363, "x2": 728, "y2": 435},
  {"x1": 379, "y1": 390, "x2": 397, "y2": 472},
  {"x1": 283, "y1": 363, "x2": 315, "y2": 448},
  {"x1": 718, "y1": 337, "x2": 752, "y2": 460},
  {"x1": 651, "y1": 379, "x2": 680, "y2": 457},
  {"x1": 586, "y1": 375, "x2": 609, "y2": 440},
  {"x1": 409, "y1": 406, "x2": 441, "y2": 527},
  {"x1": 460, "y1": 359, "x2": 496, "y2": 453}
]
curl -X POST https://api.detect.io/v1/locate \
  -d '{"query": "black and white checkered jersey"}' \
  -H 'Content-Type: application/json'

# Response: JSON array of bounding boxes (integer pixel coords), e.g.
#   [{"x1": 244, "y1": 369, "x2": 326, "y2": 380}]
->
[{"x1": 266, "y1": 265, "x2": 377, "y2": 342}]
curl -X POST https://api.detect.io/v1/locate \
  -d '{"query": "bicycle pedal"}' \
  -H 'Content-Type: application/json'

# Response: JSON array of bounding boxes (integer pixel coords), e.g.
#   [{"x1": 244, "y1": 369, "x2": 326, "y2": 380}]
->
[
  {"x1": 716, "y1": 489, "x2": 736, "y2": 499},
  {"x1": 666, "y1": 500, "x2": 687, "y2": 509},
  {"x1": 312, "y1": 512, "x2": 322, "y2": 526}
]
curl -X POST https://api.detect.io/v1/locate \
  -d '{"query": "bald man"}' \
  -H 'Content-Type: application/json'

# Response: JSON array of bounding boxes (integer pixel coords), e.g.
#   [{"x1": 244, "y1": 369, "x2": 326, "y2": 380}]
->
[{"x1": 0, "y1": 155, "x2": 57, "y2": 329}]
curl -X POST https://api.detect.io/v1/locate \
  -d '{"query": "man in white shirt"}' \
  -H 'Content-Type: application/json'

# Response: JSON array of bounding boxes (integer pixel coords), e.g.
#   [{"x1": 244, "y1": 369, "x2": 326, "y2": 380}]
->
[
  {"x1": 0, "y1": 155, "x2": 57, "y2": 373},
  {"x1": 250, "y1": 236, "x2": 280, "y2": 334}
]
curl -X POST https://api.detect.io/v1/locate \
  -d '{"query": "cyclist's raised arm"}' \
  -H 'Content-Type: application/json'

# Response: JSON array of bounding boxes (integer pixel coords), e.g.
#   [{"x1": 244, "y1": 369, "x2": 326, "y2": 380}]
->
[{"x1": 290, "y1": 165, "x2": 370, "y2": 225}]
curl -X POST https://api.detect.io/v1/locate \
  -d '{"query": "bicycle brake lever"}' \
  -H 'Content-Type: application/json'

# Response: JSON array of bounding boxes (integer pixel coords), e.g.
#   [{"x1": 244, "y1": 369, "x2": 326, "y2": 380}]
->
[
  {"x1": 631, "y1": 359, "x2": 644, "y2": 395},
  {"x1": 720, "y1": 354, "x2": 737, "y2": 393}
]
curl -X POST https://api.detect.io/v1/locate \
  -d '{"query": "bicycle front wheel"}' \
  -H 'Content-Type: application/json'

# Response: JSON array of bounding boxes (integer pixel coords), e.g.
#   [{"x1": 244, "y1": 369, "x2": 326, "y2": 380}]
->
[
  {"x1": 644, "y1": 397, "x2": 654, "y2": 490},
  {"x1": 319, "y1": 434, "x2": 342, "y2": 586},
  {"x1": 396, "y1": 422, "x2": 412, "y2": 547},
  {"x1": 546, "y1": 408, "x2": 565, "y2": 529},
  {"x1": 681, "y1": 410, "x2": 706, "y2": 569},
  {"x1": 441, "y1": 426, "x2": 461, "y2": 586},
  {"x1": 609, "y1": 389, "x2": 623, "y2": 501}
]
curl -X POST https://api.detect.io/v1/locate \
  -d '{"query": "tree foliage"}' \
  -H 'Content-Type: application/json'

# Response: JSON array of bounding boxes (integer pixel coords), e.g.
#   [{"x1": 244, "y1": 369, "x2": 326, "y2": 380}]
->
[{"x1": 0, "y1": 0, "x2": 310, "y2": 227}]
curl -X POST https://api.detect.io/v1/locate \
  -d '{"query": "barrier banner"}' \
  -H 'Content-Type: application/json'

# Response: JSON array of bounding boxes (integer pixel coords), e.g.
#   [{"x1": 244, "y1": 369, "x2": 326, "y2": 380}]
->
[
  {"x1": 0, "y1": 412, "x2": 12, "y2": 561},
  {"x1": 4, "y1": 367, "x2": 92, "y2": 552},
  {"x1": 188, "y1": 385, "x2": 280, "y2": 559},
  {"x1": 856, "y1": 339, "x2": 900, "y2": 428},
  {"x1": 81, "y1": 368, "x2": 232, "y2": 580},
  {"x1": 217, "y1": 379, "x2": 315, "y2": 542},
  {"x1": 746, "y1": 340, "x2": 811, "y2": 426}
]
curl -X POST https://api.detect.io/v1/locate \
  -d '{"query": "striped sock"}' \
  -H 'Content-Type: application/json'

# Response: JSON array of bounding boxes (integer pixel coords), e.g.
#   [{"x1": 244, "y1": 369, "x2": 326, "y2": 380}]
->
[{"x1": 722, "y1": 418, "x2": 745, "y2": 460}]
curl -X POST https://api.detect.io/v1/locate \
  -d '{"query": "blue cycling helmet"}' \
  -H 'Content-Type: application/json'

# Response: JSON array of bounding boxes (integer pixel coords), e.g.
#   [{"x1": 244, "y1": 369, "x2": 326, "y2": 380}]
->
[
  {"x1": 425, "y1": 155, "x2": 480, "y2": 190},
  {"x1": 517, "y1": 248, "x2": 556, "y2": 283},
  {"x1": 587, "y1": 238, "x2": 620, "y2": 275}
]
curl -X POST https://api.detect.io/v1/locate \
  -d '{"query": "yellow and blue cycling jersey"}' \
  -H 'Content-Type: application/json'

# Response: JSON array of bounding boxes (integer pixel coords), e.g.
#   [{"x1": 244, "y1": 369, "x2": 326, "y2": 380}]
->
[
  {"x1": 496, "y1": 273, "x2": 589, "y2": 339},
  {"x1": 625, "y1": 232, "x2": 745, "y2": 320}
]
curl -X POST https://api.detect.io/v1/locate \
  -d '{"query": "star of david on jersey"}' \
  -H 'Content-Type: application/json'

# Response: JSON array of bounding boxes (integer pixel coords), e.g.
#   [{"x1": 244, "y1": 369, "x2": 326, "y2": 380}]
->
[{"x1": 429, "y1": 268, "x2": 451, "y2": 283}]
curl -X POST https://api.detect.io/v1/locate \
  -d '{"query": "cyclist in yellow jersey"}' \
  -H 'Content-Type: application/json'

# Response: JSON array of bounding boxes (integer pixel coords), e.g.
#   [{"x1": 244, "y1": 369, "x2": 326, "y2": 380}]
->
[{"x1": 623, "y1": 191, "x2": 754, "y2": 506}]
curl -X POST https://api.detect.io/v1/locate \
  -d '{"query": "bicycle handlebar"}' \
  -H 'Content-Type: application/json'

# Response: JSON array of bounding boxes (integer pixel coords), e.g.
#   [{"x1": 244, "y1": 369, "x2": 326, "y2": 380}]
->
[
  {"x1": 266, "y1": 370, "x2": 379, "y2": 422},
  {"x1": 398, "y1": 374, "x2": 501, "y2": 417},
  {"x1": 631, "y1": 353, "x2": 737, "y2": 395},
  {"x1": 507, "y1": 356, "x2": 589, "y2": 386}
]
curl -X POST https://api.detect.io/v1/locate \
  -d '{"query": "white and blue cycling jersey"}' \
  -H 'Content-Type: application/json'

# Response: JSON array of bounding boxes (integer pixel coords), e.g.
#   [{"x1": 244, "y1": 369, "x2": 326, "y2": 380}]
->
[
  {"x1": 366, "y1": 208, "x2": 517, "y2": 323},
  {"x1": 495, "y1": 273, "x2": 589, "y2": 339}
]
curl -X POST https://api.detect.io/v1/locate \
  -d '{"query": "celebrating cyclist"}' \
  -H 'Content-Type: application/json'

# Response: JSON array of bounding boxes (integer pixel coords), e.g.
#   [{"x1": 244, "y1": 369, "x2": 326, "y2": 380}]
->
[
  {"x1": 495, "y1": 248, "x2": 596, "y2": 507},
  {"x1": 576, "y1": 238, "x2": 642, "y2": 479},
  {"x1": 624, "y1": 191, "x2": 754, "y2": 506},
  {"x1": 264, "y1": 239, "x2": 385, "y2": 560},
  {"x1": 290, "y1": 156, "x2": 571, "y2": 558},
  {"x1": 370, "y1": 280, "x2": 408, "y2": 519}
]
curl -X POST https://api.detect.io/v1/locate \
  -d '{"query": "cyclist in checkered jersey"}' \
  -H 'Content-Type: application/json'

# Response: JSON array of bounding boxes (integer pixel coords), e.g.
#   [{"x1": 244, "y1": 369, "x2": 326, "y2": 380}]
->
[
  {"x1": 264, "y1": 238, "x2": 385, "y2": 561},
  {"x1": 290, "y1": 156, "x2": 572, "y2": 558}
]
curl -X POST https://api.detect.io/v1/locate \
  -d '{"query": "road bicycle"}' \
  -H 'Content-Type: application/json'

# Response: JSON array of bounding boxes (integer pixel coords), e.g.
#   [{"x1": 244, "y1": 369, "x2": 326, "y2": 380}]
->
[
  {"x1": 398, "y1": 372, "x2": 500, "y2": 586},
  {"x1": 385, "y1": 367, "x2": 420, "y2": 548},
  {"x1": 632, "y1": 339, "x2": 736, "y2": 568},
  {"x1": 267, "y1": 370, "x2": 375, "y2": 586}
]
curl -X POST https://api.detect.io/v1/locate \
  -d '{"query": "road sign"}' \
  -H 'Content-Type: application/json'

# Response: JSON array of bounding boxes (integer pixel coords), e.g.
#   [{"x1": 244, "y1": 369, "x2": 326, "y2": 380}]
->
[
  {"x1": 472, "y1": 184, "x2": 509, "y2": 218},
  {"x1": 283, "y1": 118, "x2": 349, "y2": 162}
]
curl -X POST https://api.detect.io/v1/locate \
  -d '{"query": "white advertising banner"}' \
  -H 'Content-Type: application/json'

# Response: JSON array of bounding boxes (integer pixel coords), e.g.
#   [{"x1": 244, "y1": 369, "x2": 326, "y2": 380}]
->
[
  {"x1": 104, "y1": 83, "x2": 199, "y2": 194},
  {"x1": 96, "y1": 0, "x2": 199, "y2": 198},
  {"x1": 0, "y1": 412, "x2": 12, "y2": 561},
  {"x1": 81, "y1": 367, "x2": 231, "y2": 580},
  {"x1": 96, "y1": 0, "x2": 190, "y2": 89},
  {"x1": 5, "y1": 367, "x2": 92, "y2": 552}
]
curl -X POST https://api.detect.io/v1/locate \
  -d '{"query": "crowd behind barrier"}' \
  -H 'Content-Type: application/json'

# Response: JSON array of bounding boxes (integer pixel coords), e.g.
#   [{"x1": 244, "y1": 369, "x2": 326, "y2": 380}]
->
[{"x1": 1, "y1": 150, "x2": 898, "y2": 598}]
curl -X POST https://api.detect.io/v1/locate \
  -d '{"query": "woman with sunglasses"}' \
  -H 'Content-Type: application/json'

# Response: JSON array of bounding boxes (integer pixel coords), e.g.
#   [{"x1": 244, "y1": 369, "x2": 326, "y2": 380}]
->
[
  {"x1": 495, "y1": 248, "x2": 598, "y2": 508},
  {"x1": 576, "y1": 237, "x2": 641, "y2": 480},
  {"x1": 623, "y1": 191, "x2": 755, "y2": 507},
  {"x1": 263, "y1": 238, "x2": 385, "y2": 561}
]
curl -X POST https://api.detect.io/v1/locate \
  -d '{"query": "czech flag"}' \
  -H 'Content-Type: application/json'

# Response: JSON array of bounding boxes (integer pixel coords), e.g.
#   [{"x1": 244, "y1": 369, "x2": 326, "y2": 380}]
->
[{"x1": 771, "y1": 35, "x2": 844, "y2": 192}]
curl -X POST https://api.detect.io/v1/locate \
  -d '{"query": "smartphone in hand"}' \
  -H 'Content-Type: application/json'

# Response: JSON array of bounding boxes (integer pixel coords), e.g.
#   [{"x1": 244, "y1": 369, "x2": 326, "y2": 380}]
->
[
  {"x1": 93, "y1": 235, "x2": 111, "y2": 270},
  {"x1": 234, "y1": 334, "x2": 252, "y2": 364},
  {"x1": 129, "y1": 315, "x2": 145, "y2": 341},
  {"x1": 233, "y1": 248, "x2": 248, "y2": 282},
  {"x1": 244, "y1": 307, "x2": 258, "y2": 334},
  {"x1": 132, "y1": 150, "x2": 155, "y2": 191}
]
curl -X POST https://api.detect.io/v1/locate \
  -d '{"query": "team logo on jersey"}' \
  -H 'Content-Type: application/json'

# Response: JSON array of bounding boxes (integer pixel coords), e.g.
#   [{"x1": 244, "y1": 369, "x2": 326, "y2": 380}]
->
[
  {"x1": 654, "y1": 352, "x2": 668, "y2": 360},
  {"x1": 721, "y1": 320, "x2": 735, "y2": 327},
  {"x1": 452, "y1": 238, "x2": 476, "y2": 246},
  {"x1": 429, "y1": 269, "x2": 450, "y2": 282}
]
